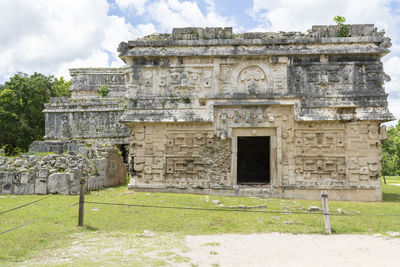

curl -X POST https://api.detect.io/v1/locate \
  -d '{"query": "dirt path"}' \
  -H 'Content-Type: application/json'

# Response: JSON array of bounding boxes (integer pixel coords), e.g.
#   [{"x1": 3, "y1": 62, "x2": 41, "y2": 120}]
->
[
  {"x1": 183, "y1": 233, "x2": 400, "y2": 267},
  {"x1": 21, "y1": 232, "x2": 400, "y2": 266}
]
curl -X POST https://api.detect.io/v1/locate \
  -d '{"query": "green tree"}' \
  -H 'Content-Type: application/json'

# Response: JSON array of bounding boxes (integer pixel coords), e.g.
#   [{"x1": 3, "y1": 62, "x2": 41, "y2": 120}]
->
[
  {"x1": 53, "y1": 77, "x2": 72, "y2": 97},
  {"x1": 334, "y1": 15, "x2": 349, "y2": 37},
  {"x1": 0, "y1": 72, "x2": 71, "y2": 155},
  {"x1": 381, "y1": 120, "x2": 400, "y2": 176}
]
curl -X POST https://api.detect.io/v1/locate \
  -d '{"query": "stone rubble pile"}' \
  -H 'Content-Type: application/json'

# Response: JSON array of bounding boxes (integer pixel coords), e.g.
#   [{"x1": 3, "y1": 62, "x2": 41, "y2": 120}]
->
[{"x1": 0, "y1": 146, "x2": 126, "y2": 195}]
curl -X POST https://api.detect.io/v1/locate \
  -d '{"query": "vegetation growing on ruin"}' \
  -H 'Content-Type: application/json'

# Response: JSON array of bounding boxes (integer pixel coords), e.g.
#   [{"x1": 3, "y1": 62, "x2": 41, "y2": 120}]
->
[
  {"x1": 161, "y1": 99, "x2": 167, "y2": 108},
  {"x1": 181, "y1": 96, "x2": 191, "y2": 104},
  {"x1": 98, "y1": 85, "x2": 110, "y2": 97},
  {"x1": 334, "y1": 15, "x2": 349, "y2": 37},
  {"x1": 138, "y1": 33, "x2": 171, "y2": 41},
  {"x1": 1, "y1": 180, "x2": 400, "y2": 263},
  {"x1": 231, "y1": 33, "x2": 243, "y2": 39},
  {"x1": 24, "y1": 151, "x2": 56, "y2": 157},
  {"x1": 0, "y1": 73, "x2": 71, "y2": 156}
]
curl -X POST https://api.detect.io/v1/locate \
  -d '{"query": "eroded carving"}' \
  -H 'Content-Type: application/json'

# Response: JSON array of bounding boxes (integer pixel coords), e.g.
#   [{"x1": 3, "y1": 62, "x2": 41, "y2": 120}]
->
[{"x1": 238, "y1": 65, "x2": 267, "y2": 92}]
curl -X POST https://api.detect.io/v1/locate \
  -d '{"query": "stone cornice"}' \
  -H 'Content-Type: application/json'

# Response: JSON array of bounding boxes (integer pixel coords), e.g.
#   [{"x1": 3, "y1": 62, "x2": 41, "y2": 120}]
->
[
  {"x1": 118, "y1": 42, "x2": 389, "y2": 58},
  {"x1": 118, "y1": 25, "x2": 391, "y2": 59},
  {"x1": 123, "y1": 36, "x2": 387, "y2": 48}
]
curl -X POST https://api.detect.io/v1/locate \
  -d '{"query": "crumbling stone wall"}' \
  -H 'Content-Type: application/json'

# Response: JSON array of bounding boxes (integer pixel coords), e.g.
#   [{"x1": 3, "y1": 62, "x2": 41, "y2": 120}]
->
[
  {"x1": 0, "y1": 146, "x2": 126, "y2": 195},
  {"x1": 69, "y1": 68, "x2": 127, "y2": 99},
  {"x1": 199, "y1": 137, "x2": 231, "y2": 187},
  {"x1": 44, "y1": 98, "x2": 129, "y2": 144},
  {"x1": 129, "y1": 124, "x2": 230, "y2": 188}
]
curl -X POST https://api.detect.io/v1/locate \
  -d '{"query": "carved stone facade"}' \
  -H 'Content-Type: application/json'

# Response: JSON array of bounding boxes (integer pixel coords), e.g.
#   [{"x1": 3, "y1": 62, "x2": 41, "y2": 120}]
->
[{"x1": 43, "y1": 25, "x2": 394, "y2": 201}]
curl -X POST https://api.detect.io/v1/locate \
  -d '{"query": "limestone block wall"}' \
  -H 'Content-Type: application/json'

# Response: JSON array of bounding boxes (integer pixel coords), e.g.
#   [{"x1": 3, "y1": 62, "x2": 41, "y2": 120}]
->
[
  {"x1": 291, "y1": 121, "x2": 383, "y2": 189},
  {"x1": 129, "y1": 123, "x2": 231, "y2": 188},
  {"x1": 43, "y1": 98, "x2": 129, "y2": 144},
  {"x1": 69, "y1": 68, "x2": 127, "y2": 99},
  {"x1": 0, "y1": 147, "x2": 126, "y2": 195},
  {"x1": 127, "y1": 116, "x2": 384, "y2": 200}
]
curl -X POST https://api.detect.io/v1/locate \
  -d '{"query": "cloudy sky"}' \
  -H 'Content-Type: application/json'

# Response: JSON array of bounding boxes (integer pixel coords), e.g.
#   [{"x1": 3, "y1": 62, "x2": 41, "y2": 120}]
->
[{"x1": 1, "y1": 0, "x2": 399, "y2": 124}]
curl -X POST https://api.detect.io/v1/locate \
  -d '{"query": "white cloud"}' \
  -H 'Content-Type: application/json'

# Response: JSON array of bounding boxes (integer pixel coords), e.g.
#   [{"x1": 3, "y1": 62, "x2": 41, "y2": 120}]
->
[
  {"x1": 250, "y1": 0, "x2": 399, "y2": 37},
  {"x1": 383, "y1": 56, "x2": 400, "y2": 94},
  {"x1": 383, "y1": 55, "x2": 400, "y2": 124},
  {"x1": 0, "y1": 0, "x2": 107, "y2": 77},
  {"x1": 0, "y1": 0, "x2": 154, "y2": 81},
  {"x1": 116, "y1": 0, "x2": 150, "y2": 15},
  {"x1": 385, "y1": 96, "x2": 400, "y2": 126},
  {"x1": 101, "y1": 17, "x2": 155, "y2": 64},
  {"x1": 53, "y1": 49, "x2": 110, "y2": 78},
  {"x1": 144, "y1": 0, "x2": 236, "y2": 31}
]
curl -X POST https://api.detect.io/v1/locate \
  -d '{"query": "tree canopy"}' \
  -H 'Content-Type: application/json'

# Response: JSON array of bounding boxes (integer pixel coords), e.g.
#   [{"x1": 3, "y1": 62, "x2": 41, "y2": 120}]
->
[
  {"x1": 381, "y1": 120, "x2": 400, "y2": 176},
  {"x1": 0, "y1": 72, "x2": 71, "y2": 155}
]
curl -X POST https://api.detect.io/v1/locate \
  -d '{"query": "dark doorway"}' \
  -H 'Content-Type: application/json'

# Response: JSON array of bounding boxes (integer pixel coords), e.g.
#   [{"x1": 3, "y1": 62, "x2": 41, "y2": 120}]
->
[
  {"x1": 237, "y1": 136, "x2": 270, "y2": 184},
  {"x1": 116, "y1": 144, "x2": 129, "y2": 164}
]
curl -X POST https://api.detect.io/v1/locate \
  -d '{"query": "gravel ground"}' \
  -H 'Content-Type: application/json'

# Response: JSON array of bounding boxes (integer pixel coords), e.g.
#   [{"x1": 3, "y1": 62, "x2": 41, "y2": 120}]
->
[
  {"x1": 182, "y1": 233, "x2": 400, "y2": 267},
  {"x1": 20, "y1": 232, "x2": 400, "y2": 266}
]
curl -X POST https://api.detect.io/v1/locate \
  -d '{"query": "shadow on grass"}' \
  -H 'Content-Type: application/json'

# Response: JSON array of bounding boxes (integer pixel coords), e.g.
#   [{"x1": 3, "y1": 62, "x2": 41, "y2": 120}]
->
[
  {"x1": 83, "y1": 225, "x2": 100, "y2": 231},
  {"x1": 383, "y1": 193, "x2": 400, "y2": 202}
]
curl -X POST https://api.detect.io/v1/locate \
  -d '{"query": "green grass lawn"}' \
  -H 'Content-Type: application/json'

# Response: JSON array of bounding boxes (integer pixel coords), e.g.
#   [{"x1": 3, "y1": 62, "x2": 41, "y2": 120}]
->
[
  {"x1": 382, "y1": 175, "x2": 400, "y2": 184},
  {"x1": 1, "y1": 179, "x2": 400, "y2": 263}
]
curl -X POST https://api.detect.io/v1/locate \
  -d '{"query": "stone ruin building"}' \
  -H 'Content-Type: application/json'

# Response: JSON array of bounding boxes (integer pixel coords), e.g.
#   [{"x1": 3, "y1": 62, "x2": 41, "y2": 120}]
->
[{"x1": 38, "y1": 24, "x2": 394, "y2": 201}]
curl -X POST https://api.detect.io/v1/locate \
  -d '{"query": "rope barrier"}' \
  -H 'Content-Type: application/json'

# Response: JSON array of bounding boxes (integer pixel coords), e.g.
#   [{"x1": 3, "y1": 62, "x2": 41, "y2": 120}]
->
[
  {"x1": 84, "y1": 200, "x2": 400, "y2": 217},
  {"x1": 0, "y1": 195, "x2": 52, "y2": 215},
  {"x1": 0, "y1": 181, "x2": 79, "y2": 215},
  {"x1": 1, "y1": 180, "x2": 399, "y2": 237},
  {"x1": 0, "y1": 203, "x2": 78, "y2": 236},
  {"x1": 84, "y1": 201, "x2": 343, "y2": 216}
]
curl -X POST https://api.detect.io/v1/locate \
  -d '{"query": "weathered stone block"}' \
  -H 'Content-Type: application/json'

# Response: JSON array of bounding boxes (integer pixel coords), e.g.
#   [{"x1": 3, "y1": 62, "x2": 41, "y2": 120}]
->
[
  {"x1": 20, "y1": 171, "x2": 35, "y2": 184},
  {"x1": 13, "y1": 183, "x2": 25, "y2": 195},
  {"x1": 86, "y1": 176, "x2": 103, "y2": 191},
  {"x1": 134, "y1": 157, "x2": 145, "y2": 164},
  {"x1": 69, "y1": 179, "x2": 80, "y2": 195},
  {"x1": 96, "y1": 159, "x2": 107, "y2": 171},
  {"x1": 0, "y1": 172, "x2": 5, "y2": 182},
  {"x1": 134, "y1": 164, "x2": 143, "y2": 171},
  {"x1": 78, "y1": 147, "x2": 89, "y2": 157},
  {"x1": 24, "y1": 183, "x2": 35, "y2": 194},
  {"x1": 70, "y1": 167, "x2": 83, "y2": 180},
  {"x1": 48, "y1": 173, "x2": 71, "y2": 195},
  {"x1": 68, "y1": 160, "x2": 77, "y2": 168},
  {"x1": 1, "y1": 182, "x2": 13, "y2": 194},
  {"x1": 14, "y1": 159, "x2": 23, "y2": 167},
  {"x1": 38, "y1": 168, "x2": 49, "y2": 178},
  {"x1": 4, "y1": 173, "x2": 13, "y2": 184},
  {"x1": 35, "y1": 178, "x2": 47, "y2": 194}
]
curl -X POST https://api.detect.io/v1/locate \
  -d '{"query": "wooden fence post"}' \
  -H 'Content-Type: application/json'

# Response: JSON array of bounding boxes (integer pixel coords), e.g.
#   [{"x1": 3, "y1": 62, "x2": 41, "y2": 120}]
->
[
  {"x1": 383, "y1": 176, "x2": 387, "y2": 184},
  {"x1": 321, "y1": 190, "x2": 331, "y2": 234},
  {"x1": 78, "y1": 178, "x2": 86, "y2": 227}
]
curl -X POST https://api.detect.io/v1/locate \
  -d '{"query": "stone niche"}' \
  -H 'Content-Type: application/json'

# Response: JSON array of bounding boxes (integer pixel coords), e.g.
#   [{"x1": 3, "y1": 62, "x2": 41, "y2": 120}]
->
[{"x1": 45, "y1": 25, "x2": 394, "y2": 201}]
